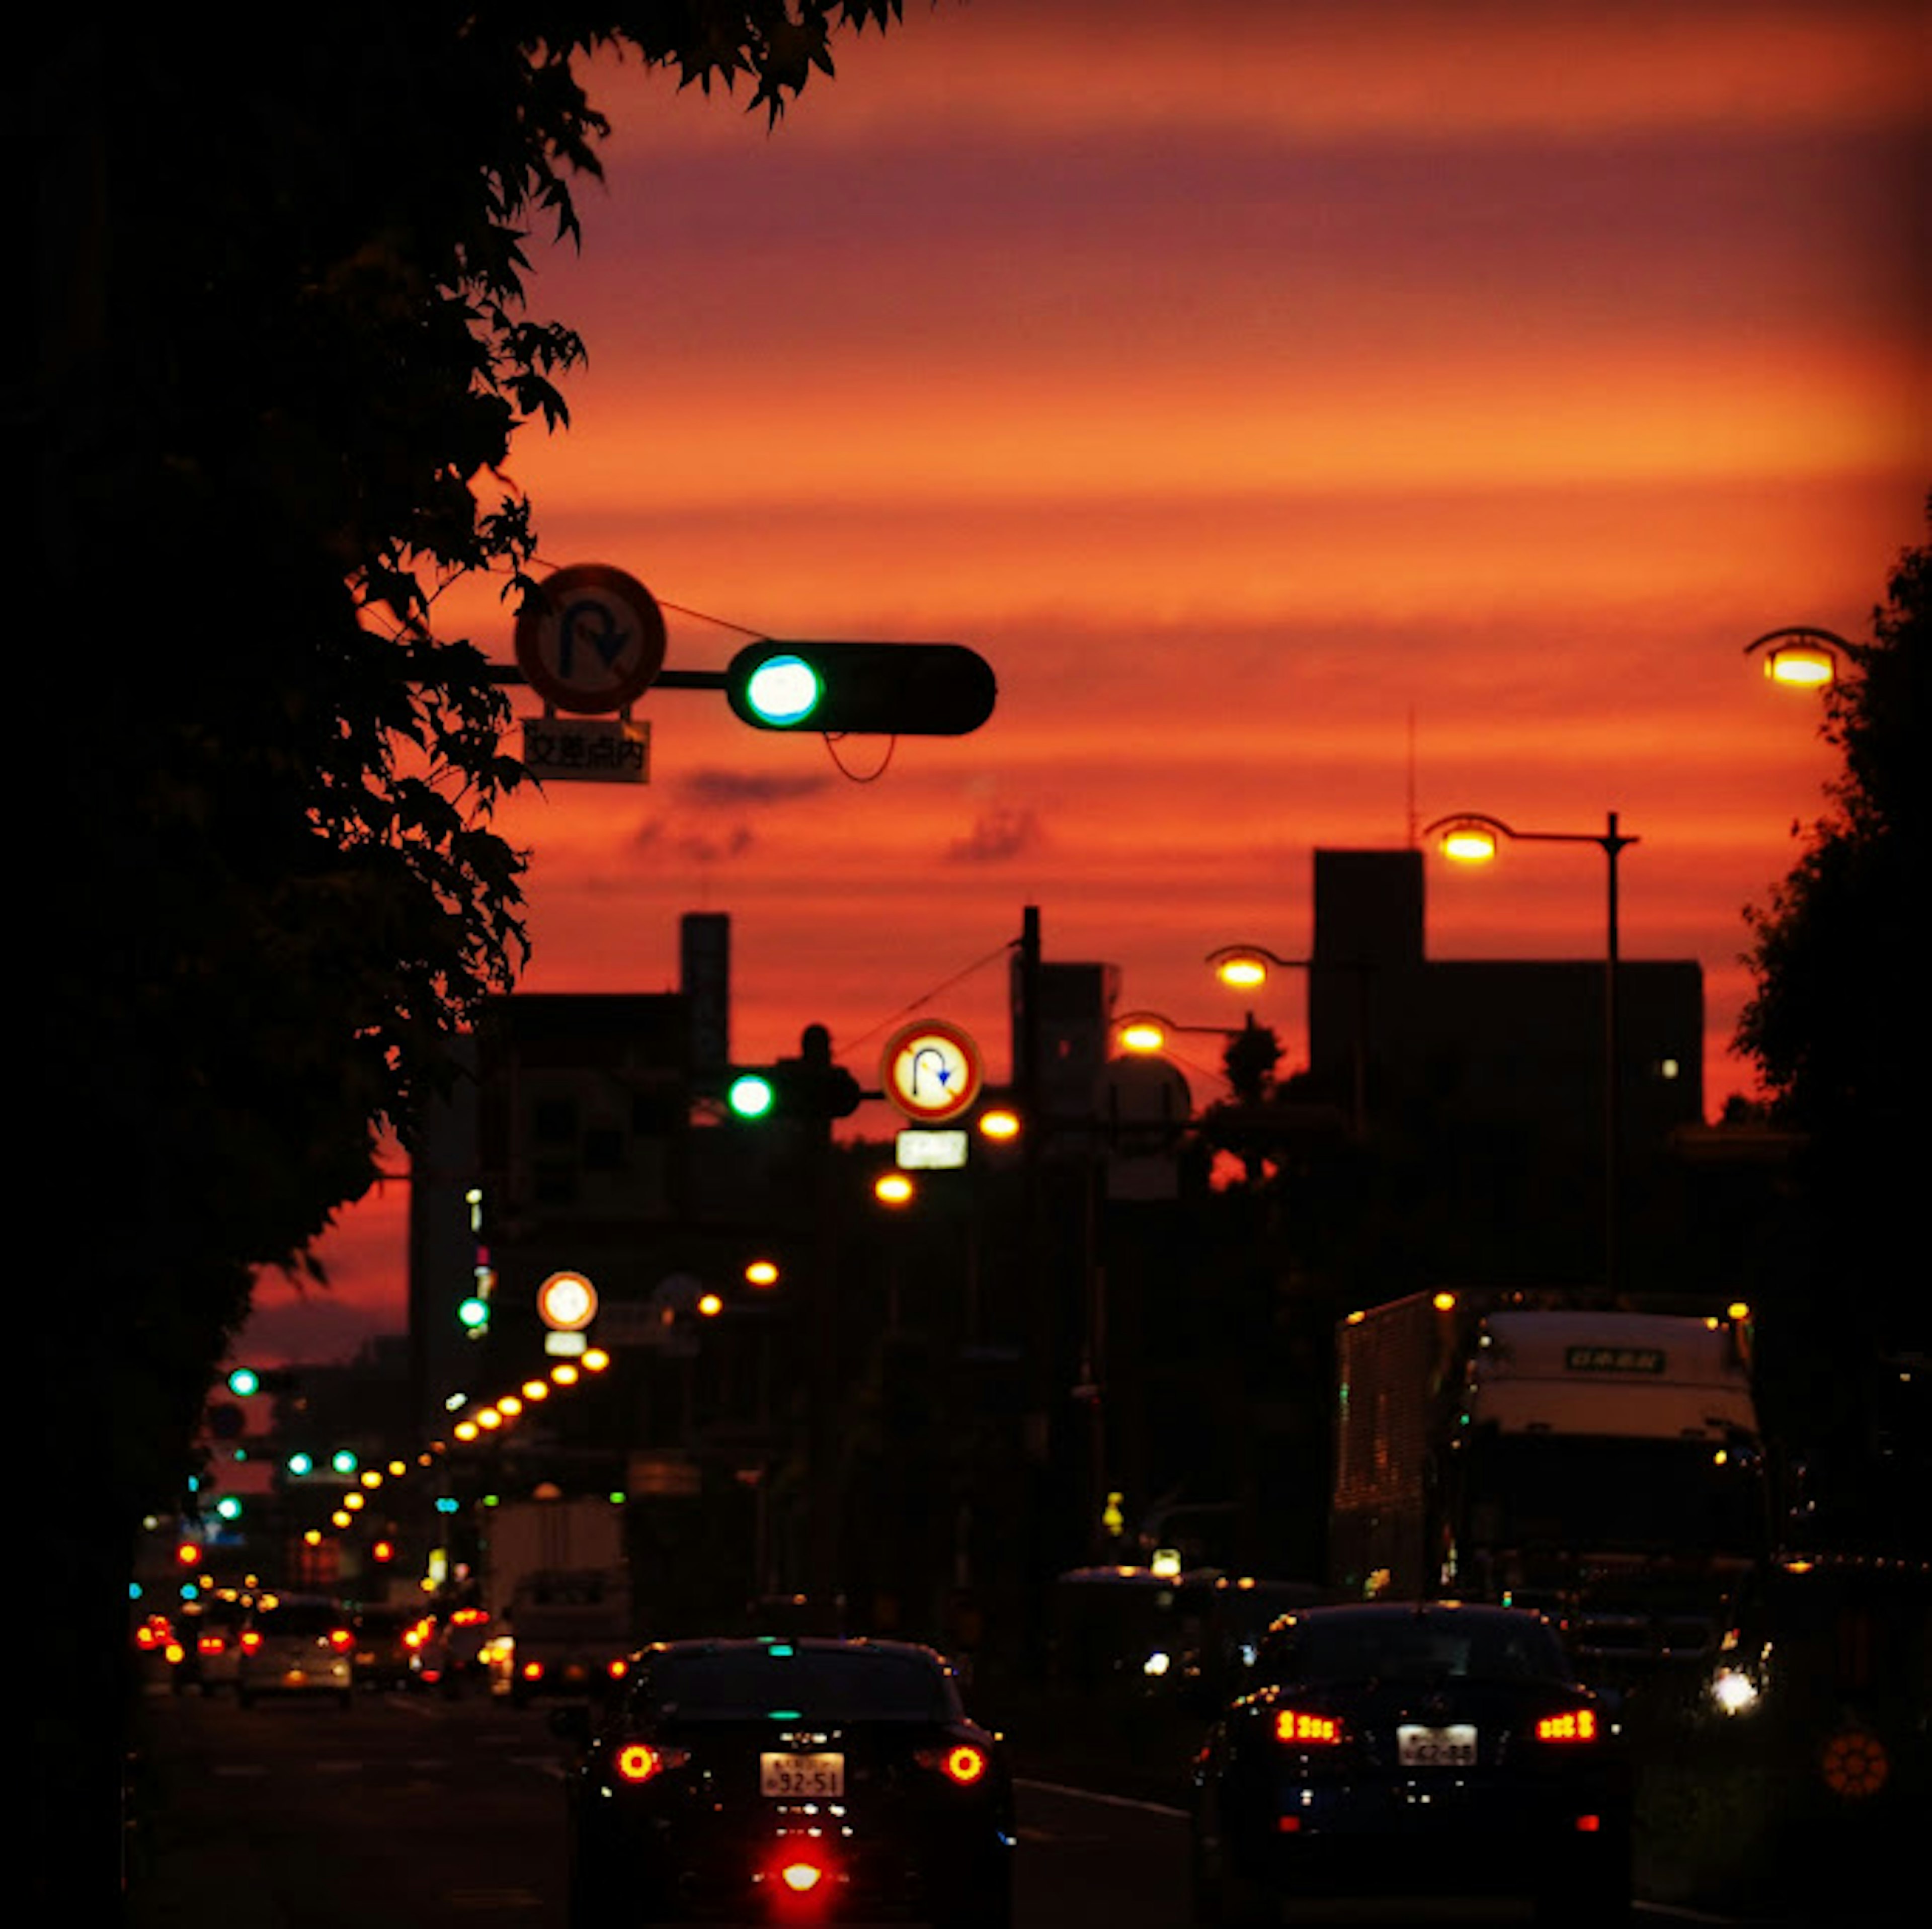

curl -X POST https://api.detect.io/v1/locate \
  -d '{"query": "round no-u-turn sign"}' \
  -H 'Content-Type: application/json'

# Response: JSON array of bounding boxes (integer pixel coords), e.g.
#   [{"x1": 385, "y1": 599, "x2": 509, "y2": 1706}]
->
[{"x1": 515, "y1": 564, "x2": 667, "y2": 714}]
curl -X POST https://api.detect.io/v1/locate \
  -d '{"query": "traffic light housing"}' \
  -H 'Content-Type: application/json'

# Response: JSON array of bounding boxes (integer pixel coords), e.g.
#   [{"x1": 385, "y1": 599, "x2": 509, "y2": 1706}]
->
[
  {"x1": 726, "y1": 641, "x2": 996, "y2": 736},
  {"x1": 726, "y1": 1061, "x2": 863, "y2": 1121}
]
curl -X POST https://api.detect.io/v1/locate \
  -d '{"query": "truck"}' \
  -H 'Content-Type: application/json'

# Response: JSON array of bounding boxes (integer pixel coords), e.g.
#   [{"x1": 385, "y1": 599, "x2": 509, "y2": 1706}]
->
[
  {"x1": 1330, "y1": 1291, "x2": 1770, "y2": 1692},
  {"x1": 483, "y1": 1493, "x2": 634, "y2": 1704}
]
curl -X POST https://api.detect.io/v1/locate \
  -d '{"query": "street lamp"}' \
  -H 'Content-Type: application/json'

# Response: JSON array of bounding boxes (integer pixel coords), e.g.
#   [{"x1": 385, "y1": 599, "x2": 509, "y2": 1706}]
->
[
  {"x1": 1204, "y1": 946, "x2": 1369, "y2": 1137},
  {"x1": 1422, "y1": 809, "x2": 1640, "y2": 1297},
  {"x1": 1743, "y1": 626, "x2": 1845, "y2": 690}
]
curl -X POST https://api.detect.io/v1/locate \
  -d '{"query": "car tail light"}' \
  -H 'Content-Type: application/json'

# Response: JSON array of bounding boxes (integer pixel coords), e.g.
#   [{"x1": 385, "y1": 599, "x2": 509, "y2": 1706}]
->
[
  {"x1": 328, "y1": 1628, "x2": 354, "y2": 1652},
  {"x1": 916, "y1": 1743, "x2": 989, "y2": 1786},
  {"x1": 614, "y1": 1742, "x2": 691, "y2": 1784},
  {"x1": 240, "y1": 1632, "x2": 263, "y2": 1653},
  {"x1": 1535, "y1": 1709, "x2": 1599, "y2": 1744},
  {"x1": 199, "y1": 1635, "x2": 226, "y2": 1656},
  {"x1": 521, "y1": 1660, "x2": 544, "y2": 1682},
  {"x1": 607, "y1": 1657, "x2": 629, "y2": 1681},
  {"x1": 1274, "y1": 1709, "x2": 1344, "y2": 1746},
  {"x1": 164, "y1": 1643, "x2": 186, "y2": 1666}
]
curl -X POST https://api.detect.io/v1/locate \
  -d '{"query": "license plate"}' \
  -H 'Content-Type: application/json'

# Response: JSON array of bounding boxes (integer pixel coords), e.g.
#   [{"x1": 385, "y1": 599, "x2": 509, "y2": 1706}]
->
[
  {"x1": 761, "y1": 1751, "x2": 845, "y2": 1797},
  {"x1": 1397, "y1": 1723, "x2": 1478, "y2": 1767},
  {"x1": 282, "y1": 1668, "x2": 308, "y2": 1686}
]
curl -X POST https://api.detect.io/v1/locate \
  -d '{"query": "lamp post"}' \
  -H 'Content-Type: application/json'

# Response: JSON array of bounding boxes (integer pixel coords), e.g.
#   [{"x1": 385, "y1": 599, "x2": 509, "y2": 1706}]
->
[{"x1": 1421, "y1": 810, "x2": 1640, "y2": 1298}]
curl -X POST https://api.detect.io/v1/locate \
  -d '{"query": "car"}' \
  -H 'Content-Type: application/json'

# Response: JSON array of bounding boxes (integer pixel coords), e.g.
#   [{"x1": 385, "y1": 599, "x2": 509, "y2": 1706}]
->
[
  {"x1": 235, "y1": 1594, "x2": 355, "y2": 1708},
  {"x1": 1189, "y1": 1600, "x2": 1631, "y2": 1928},
  {"x1": 554, "y1": 1635, "x2": 1015, "y2": 1929},
  {"x1": 418, "y1": 1604, "x2": 494, "y2": 1697},
  {"x1": 350, "y1": 1603, "x2": 431, "y2": 1691},
  {"x1": 176, "y1": 1591, "x2": 251, "y2": 1696}
]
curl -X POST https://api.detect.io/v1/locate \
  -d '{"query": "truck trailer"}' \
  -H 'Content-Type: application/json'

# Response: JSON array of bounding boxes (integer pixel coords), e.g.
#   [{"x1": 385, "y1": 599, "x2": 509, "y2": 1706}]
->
[
  {"x1": 484, "y1": 1493, "x2": 634, "y2": 1704},
  {"x1": 1331, "y1": 1292, "x2": 1769, "y2": 1686}
]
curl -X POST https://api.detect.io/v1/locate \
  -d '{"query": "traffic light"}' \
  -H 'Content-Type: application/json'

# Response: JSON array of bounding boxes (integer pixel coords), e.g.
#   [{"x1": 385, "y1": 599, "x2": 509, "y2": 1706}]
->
[
  {"x1": 726, "y1": 640, "x2": 996, "y2": 736},
  {"x1": 725, "y1": 1060, "x2": 862, "y2": 1121}
]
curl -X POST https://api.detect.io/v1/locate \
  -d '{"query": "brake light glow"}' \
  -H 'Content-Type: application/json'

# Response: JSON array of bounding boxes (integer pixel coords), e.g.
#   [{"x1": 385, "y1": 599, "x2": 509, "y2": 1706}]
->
[
  {"x1": 328, "y1": 1628, "x2": 354, "y2": 1651},
  {"x1": 779, "y1": 1860, "x2": 826, "y2": 1894},
  {"x1": 240, "y1": 1632, "x2": 262, "y2": 1653},
  {"x1": 1536, "y1": 1709, "x2": 1599, "y2": 1743},
  {"x1": 1275, "y1": 1709, "x2": 1344, "y2": 1745},
  {"x1": 198, "y1": 1635, "x2": 226, "y2": 1656},
  {"x1": 916, "y1": 1743, "x2": 989, "y2": 1786}
]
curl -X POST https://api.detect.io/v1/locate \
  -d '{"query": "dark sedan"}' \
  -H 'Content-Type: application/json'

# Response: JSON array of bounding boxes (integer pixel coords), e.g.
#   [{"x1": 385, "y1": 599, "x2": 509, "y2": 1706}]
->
[
  {"x1": 554, "y1": 1635, "x2": 1014, "y2": 1927},
  {"x1": 1189, "y1": 1601, "x2": 1630, "y2": 1927}
]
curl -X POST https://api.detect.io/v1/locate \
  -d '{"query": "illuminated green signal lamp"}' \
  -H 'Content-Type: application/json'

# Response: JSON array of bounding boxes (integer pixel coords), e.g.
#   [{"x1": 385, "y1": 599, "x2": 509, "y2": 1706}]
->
[
  {"x1": 728, "y1": 1071, "x2": 778, "y2": 1120},
  {"x1": 727, "y1": 640, "x2": 997, "y2": 736},
  {"x1": 226, "y1": 1367, "x2": 261, "y2": 1398}
]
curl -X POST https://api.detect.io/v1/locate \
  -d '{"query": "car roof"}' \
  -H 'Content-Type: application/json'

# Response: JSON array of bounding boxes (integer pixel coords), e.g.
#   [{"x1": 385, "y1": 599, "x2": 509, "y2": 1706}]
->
[
  {"x1": 1284, "y1": 1600, "x2": 1552, "y2": 1626},
  {"x1": 642, "y1": 1635, "x2": 950, "y2": 1666}
]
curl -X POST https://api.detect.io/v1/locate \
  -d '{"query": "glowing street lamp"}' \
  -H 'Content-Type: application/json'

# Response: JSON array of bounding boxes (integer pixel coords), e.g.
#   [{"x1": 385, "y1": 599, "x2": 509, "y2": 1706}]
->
[
  {"x1": 1744, "y1": 625, "x2": 1845, "y2": 690},
  {"x1": 1423, "y1": 808, "x2": 1639, "y2": 1295}
]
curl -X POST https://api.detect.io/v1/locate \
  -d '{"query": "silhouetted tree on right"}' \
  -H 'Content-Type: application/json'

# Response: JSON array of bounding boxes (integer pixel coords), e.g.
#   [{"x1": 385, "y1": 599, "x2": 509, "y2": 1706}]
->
[{"x1": 1736, "y1": 500, "x2": 1928, "y2": 1539}]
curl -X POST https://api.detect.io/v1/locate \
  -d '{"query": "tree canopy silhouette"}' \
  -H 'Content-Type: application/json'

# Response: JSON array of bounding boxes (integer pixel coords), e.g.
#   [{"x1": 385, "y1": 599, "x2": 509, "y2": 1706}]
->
[
  {"x1": 1734, "y1": 500, "x2": 1927, "y2": 1513},
  {"x1": 34, "y1": 8, "x2": 903, "y2": 1904}
]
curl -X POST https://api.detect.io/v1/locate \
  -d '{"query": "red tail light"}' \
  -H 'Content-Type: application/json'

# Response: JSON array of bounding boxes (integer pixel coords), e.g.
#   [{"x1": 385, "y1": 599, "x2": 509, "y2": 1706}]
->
[
  {"x1": 198, "y1": 1635, "x2": 226, "y2": 1656},
  {"x1": 240, "y1": 1632, "x2": 262, "y2": 1653},
  {"x1": 328, "y1": 1628, "x2": 354, "y2": 1652},
  {"x1": 1274, "y1": 1709, "x2": 1344, "y2": 1746},
  {"x1": 1536, "y1": 1709, "x2": 1599, "y2": 1744},
  {"x1": 916, "y1": 1743, "x2": 989, "y2": 1786},
  {"x1": 614, "y1": 1742, "x2": 691, "y2": 1784}
]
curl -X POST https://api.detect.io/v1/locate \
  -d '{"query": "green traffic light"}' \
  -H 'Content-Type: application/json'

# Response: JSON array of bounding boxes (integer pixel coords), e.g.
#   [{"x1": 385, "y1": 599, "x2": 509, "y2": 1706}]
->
[
  {"x1": 742, "y1": 653, "x2": 823, "y2": 727},
  {"x1": 726, "y1": 640, "x2": 996, "y2": 736},
  {"x1": 227, "y1": 1367, "x2": 261, "y2": 1398},
  {"x1": 728, "y1": 1072, "x2": 777, "y2": 1119}
]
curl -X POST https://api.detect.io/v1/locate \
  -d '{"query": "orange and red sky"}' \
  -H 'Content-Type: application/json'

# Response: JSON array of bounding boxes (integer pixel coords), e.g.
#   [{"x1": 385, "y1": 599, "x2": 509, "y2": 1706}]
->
[{"x1": 244, "y1": 0, "x2": 1929, "y2": 1363}]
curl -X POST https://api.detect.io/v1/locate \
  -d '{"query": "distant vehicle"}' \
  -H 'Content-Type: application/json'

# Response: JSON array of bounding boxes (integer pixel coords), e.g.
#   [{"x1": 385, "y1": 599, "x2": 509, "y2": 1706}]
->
[
  {"x1": 1189, "y1": 1600, "x2": 1630, "y2": 1927},
  {"x1": 1331, "y1": 1292, "x2": 1769, "y2": 1690},
  {"x1": 350, "y1": 1603, "x2": 430, "y2": 1691},
  {"x1": 419, "y1": 1604, "x2": 493, "y2": 1697},
  {"x1": 554, "y1": 1635, "x2": 1014, "y2": 1929},
  {"x1": 495, "y1": 1568, "x2": 633, "y2": 1706},
  {"x1": 175, "y1": 1592, "x2": 251, "y2": 1696},
  {"x1": 236, "y1": 1594, "x2": 354, "y2": 1708},
  {"x1": 484, "y1": 1494, "x2": 633, "y2": 1705}
]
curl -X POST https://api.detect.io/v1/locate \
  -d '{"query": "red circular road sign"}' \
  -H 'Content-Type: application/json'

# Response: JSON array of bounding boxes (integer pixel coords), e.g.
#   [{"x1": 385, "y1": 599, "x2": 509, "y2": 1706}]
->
[
  {"x1": 880, "y1": 1019, "x2": 984, "y2": 1125},
  {"x1": 514, "y1": 565, "x2": 667, "y2": 714}
]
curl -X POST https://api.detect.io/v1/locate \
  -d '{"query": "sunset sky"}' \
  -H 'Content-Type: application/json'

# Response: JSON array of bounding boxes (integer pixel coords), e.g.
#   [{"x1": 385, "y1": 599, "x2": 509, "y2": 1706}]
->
[{"x1": 244, "y1": 0, "x2": 1928, "y2": 1363}]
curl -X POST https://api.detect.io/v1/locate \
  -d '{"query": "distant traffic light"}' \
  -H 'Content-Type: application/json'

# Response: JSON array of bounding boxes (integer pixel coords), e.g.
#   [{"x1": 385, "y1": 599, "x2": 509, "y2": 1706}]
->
[
  {"x1": 225, "y1": 1365, "x2": 299, "y2": 1397},
  {"x1": 725, "y1": 1061, "x2": 862, "y2": 1121},
  {"x1": 726, "y1": 641, "x2": 996, "y2": 736}
]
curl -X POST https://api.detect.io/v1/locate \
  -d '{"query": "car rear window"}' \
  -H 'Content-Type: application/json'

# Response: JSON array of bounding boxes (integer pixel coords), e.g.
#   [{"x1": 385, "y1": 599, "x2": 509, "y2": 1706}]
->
[
  {"x1": 641, "y1": 1647, "x2": 956, "y2": 1721},
  {"x1": 257, "y1": 1602, "x2": 346, "y2": 1637},
  {"x1": 1268, "y1": 1613, "x2": 1573, "y2": 1687}
]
